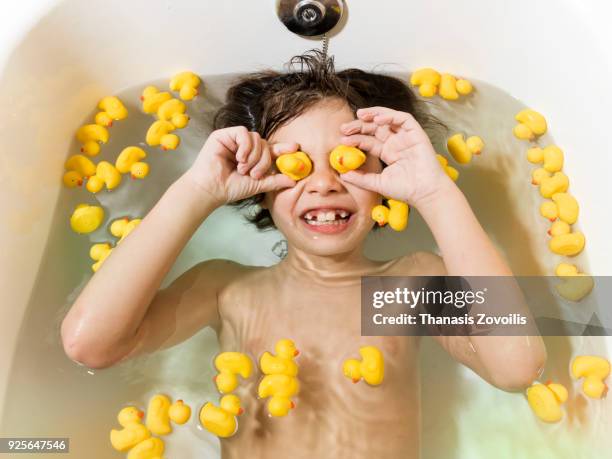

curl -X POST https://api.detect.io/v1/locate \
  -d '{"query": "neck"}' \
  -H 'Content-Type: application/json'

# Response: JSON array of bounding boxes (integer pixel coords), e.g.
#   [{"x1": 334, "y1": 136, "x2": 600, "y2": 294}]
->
[{"x1": 278, "y1": 244, "x2": 380, "y2": 285}]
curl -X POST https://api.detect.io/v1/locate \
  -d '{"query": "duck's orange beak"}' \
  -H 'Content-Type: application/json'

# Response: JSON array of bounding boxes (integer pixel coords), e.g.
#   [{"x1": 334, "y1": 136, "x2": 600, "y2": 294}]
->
[
  {"x1": 294, "y1": 350, "x2": 300, "y2": 357},
  {"x1": 237, "y1": 408, "x2": 244, "y2": 416}
]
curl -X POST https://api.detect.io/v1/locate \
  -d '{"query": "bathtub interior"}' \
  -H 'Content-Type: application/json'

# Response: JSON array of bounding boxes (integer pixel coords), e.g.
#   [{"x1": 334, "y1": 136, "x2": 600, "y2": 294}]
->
[{"x1": 1, "y1": 0, "x2": 612, "y2": 458}]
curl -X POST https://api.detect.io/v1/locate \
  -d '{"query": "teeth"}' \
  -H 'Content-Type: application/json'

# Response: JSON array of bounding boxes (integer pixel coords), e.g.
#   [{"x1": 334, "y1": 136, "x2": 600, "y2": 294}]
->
[
  {"x1": 306, "y1": 219, "x2": 345, "y2": 226},
  {"x1": 303, "y1": 209, "x2": 351, "y2": 223}
]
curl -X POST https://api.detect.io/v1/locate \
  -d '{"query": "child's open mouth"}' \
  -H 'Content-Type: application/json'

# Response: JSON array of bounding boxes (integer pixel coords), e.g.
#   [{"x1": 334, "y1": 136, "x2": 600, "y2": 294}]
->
[{"x1": 300, "y1": 208, "x2": 353, "y2": 234}]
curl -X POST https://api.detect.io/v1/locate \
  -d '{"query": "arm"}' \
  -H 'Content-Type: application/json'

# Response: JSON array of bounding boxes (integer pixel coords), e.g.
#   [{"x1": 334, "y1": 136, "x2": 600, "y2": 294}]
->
[
  {"x1": 61, "y1": 176, "x2": 220, "y2": 368},
  {"x1": 340, "y1": 107, "x2": 546, "y2": 391},
  {"x1": 417, "y1": 190, "x2": 547, "y2": 391},
  {"x1": 61, "y1": 127, "x2": 297, "y2": 369}
]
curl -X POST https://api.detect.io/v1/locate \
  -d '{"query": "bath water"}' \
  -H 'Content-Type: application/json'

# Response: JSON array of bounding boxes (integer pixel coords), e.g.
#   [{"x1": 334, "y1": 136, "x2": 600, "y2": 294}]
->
[{"x1": 1, "y1": 72, "x2": 607, "y2": 459}]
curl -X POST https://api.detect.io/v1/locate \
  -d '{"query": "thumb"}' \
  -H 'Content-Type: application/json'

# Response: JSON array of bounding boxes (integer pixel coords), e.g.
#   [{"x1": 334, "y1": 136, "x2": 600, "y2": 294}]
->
[
  {"x1": 255, "y1": 173, "x2": 296, "y2": 193},
  {"x1": 340, "y1": 170, "x2": 384, "y2": 194}
]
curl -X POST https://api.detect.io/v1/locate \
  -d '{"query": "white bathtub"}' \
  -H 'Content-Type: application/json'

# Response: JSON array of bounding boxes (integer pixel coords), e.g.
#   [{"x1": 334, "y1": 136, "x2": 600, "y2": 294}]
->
[{"x1": 1, "y1": 0, "x2": 611, "y2": 457}]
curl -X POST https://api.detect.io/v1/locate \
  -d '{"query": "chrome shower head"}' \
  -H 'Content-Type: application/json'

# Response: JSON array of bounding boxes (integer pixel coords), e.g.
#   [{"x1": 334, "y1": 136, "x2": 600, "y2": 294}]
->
[{"x1": 276, "y1": 0, "x2": 344, "y2": 37}]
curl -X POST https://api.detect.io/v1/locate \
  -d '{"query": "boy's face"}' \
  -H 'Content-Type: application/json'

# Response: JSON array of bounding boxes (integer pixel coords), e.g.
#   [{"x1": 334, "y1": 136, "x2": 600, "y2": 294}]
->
[{"x1": 266, "y1": 99, "x2": 382, "y2": 257}]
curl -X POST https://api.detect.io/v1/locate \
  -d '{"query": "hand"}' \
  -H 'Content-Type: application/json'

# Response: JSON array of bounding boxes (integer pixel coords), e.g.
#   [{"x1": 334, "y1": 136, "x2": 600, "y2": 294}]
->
[
  {"x1": 185, "y1": 126, "x2": 297, "y2": 206},
  {"x1": 339, "y1": 107, "x2": 452, "y2": 208}
]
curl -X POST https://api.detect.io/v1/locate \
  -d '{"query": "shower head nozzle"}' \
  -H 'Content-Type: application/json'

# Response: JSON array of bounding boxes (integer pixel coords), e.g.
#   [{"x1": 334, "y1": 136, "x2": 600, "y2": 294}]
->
[{"x1": 276, "y1": 0, "x2": 344, "y2": 37}]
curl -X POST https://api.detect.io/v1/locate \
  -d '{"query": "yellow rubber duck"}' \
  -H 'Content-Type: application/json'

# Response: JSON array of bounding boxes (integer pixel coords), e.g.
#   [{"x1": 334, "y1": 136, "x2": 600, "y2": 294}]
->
[
  {"x1": 110, "y1": 406, "x2": 150, "y2": 452},
  {"x1": 571, "y1": 355, "x2": 610, "y2": 399},
  {"x1": 76, "y1": 124, "x2": 109, "y2": 156},
  {"x1": 63, "y1": 171, "x2": 84, "y2": 188},
  {"x1": 258, "y1": 373, "x2": 300, "y2": 417},
  {"x1": 439, "y1": 73, "x2": 459, "y2": 100},
  {"x1": 199, "y1": 394, "x2": 243, "y2": 438},
  {"x1": 370, "y1": 199, "x2": 409, "y2": 231},
  {"x1": 126, "y1": 437, "x2": 164, "y2": 459},
  {"x1": 547, "y1": 220, "x2": 570, "y2": 237},
  {"x1": 95, "y1": 96, "x2": 128, "y2": 127},
  {"x1": 141, "y1": 86, "x2": 172, "y2": 114},
  {"x1": 410, "y1": 68, "x2": 441, "y2": 98},
  {"x1": 539, "y1": 172, "x2": 569, "y2": 198},
  {"x1": 551, "y1": 193, "x2": 579, "y2": 224},
  {"x1": 63, "y1": 154, "x2": 96, "y2": 188},
  {"x1": 446, "y1": 133, "x2": 484, "y2": 164},
  {"x1": 329, "y1": 145, "x2": 366, "y2": 173},
  {"x1": 145, "y1": 394, "x2": 172, "y2": 436},
  {"x1": 554, "y1": 263, "x2": 594, "y2": 302},
  {"x1": 540, "y1": 201, "x2": 559, "y2": 222},
  {"x1": 168, "y1": 400, "x2": 191, "y2": 425},
  {"x1": 342, "y1": 345, "x2": 385, "y2": 386},
  {"x1": 90, "y1": 242, "x2": 112, "y2": 272},
  {"x1": 539, "y1": 193, "x2": 579, "y2": 224},
  {"x1": 158, "y1": 98, "x2": 189, "y2": 129},
  {"x1": 214, "y1": 352, "x2": 254, "y2": 394},
  {"x1": 436, "y1": 154, "x2": 459, "y2": 181},
  {"x1": 549, "y1": 231, "x2": 585, "y2": 256},
  {"x1": 110, "y1": 217, "x2": 142, "y2": 243},
  {"x1": 86, "y1": 161, "x2": 122, "y2": 193},
  {"x1": 455, "y1": 78, "x2": 473, "y2": 95},
  {"x1": 513, "y1": 109, "x2": 548, "y2": 140},
  {"x1": 260, "y1": 339, "x2": 299, "y2": 377},
  {"x1": 526, "y1": 145, "x2": 564, "y2": 172},
  {"x1": 258, "y1": 339, "x2": 300, "y2": 417},
  {"x1": 387, "y1": 199, "x2": 409, "y2": 231},
  {"x1": 531, "y1": 167, "x2": 550, "y2": 185},
  {"x1": 170, "y1": 71, "x2": 202, "y2": 101},
  {"x1": 276, "y1": 151, "x2": 312, "y2": 181},
  {"x1": 130, "y1": 162, "x2": 150, "y2": 180},
  {"x1": 371, "y1": 205, "x2": 390, "y2": 227},
  {"x1": 116, "y1": 146, "x2": 149, "y2": 179},
  {"x1": 526, "y1": 381, "x2": 568, "y2": 423},
  {"x1": 146, "y1": 120, "x2": 179, "y2": 150},
  {"x1": 70, "y1": 204, "x2": 104, "y2": 234}
]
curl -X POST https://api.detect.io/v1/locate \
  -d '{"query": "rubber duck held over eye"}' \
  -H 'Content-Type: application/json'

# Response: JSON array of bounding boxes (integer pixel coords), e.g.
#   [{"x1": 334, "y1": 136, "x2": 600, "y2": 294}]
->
[
  {"x1": 276, "y1": 151, "x2": 312, "y2": 181},
  {"x1": 329, "y1": 145, "x2": 366, "y2": 173}
]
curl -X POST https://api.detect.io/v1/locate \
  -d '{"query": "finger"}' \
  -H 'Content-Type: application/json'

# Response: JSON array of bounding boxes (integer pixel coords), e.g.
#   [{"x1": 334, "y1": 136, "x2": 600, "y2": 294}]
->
[
  {"x1": 250, "y1": 143, "x2": 272, "y2": 179},
  {"x1": 270, "y1": 142, "x2": 300, "y2": 157},
  {"x1": 340, "y1": 134, "x2": 383, "y2": 157},
  {"x1": 233, "y1": 127, "x2": 253, "y2": 163},
  {"x1": 340, "y1": 170, "x2": 384, "y2": 194},
  {"x1": 340, "y1": 119, "x2": 378, "y2": 136},
  {"x1": 255, "y1": 172, "x2": 296, "y2": 193},
  {"x1": 239, "y1": 133, "x2": 263, "y2": 174},
  {"x1": 358, "y1": 107, "x2": 421, "y2": 133}
]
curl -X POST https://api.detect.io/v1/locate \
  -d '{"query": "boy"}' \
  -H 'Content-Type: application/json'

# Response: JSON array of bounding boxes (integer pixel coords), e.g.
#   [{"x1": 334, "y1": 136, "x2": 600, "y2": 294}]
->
[{"x1": 61, "y1": 52, "x2": 545, "y2": 458}]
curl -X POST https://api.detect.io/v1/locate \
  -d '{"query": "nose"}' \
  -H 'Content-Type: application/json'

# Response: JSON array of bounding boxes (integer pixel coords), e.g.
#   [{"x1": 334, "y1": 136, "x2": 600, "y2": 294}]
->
[{"x1": 303, "y1": 161, "x2": 344, "y2": 196}]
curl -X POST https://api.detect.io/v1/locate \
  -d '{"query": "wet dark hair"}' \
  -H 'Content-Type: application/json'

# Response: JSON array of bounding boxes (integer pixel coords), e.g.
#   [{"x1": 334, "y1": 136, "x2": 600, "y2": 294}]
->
[{"x1": 214, "y1": 49, "x2": 439, "y2": 230}]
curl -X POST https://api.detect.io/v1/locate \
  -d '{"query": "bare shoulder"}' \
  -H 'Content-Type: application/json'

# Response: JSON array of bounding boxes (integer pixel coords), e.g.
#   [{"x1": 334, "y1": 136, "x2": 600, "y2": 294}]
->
[
  {"x1": 187, "y1": 258, "x2": 257, "y2": 288},
  {"x1": 384, "y1": 251, "x2": 447, "y2": 276}
]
